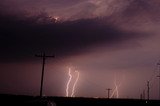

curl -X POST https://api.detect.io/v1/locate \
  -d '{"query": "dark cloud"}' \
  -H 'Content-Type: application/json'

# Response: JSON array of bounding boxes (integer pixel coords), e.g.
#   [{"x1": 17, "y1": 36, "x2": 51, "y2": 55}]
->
[
  {"x1": 1, "y1": 0, "x2": 157, "y2": 63},
  {"x1": 0, "y1": 13, "x2": 146, "y2": 62}
]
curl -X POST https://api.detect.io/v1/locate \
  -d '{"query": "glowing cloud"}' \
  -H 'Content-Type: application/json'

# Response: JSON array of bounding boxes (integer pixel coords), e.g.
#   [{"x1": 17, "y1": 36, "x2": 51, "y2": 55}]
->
[{"x1": 53, "y1": 16, "x2": 59, "y2": 23}]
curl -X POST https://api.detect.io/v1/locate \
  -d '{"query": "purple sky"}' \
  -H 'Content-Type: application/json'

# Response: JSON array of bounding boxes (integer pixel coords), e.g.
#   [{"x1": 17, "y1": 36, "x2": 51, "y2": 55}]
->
[{"x1": 0, "y1": 0, "x2": 160, "y2": 99}]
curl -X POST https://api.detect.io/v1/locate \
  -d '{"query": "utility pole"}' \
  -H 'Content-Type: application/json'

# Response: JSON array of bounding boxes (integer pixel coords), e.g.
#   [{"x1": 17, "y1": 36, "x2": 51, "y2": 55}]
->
[
  {"x1": 106, "y1": 88, "x2": 112, "y2": 99},
  {"x1": 35, "y1": 52, "x2": 54, "y2": 97},
  {"x1": 147, "y1": 81, "x2": 150, "y2": 100},
  {"x1": 157, "y1": 61, "x2": 160, "y2": 100}
]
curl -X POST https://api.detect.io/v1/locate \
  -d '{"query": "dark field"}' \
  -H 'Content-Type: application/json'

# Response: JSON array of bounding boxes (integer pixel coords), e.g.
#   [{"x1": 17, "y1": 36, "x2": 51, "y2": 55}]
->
[{"x1": 0, "y1": 94, "x2": 160, "y2": 106}]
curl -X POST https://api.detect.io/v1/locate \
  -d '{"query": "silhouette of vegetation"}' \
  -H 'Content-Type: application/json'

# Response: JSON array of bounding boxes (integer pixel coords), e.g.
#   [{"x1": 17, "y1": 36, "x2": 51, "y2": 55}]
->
[{"x1": 0, "y1": 94, "x2": 160, "y2": 106}]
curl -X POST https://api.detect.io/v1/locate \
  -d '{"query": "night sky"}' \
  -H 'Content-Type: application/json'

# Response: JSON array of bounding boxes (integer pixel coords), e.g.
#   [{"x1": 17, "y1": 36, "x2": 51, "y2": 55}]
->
[{"x1": 0, "y1": 0, "x2": 160, "y2": 99}]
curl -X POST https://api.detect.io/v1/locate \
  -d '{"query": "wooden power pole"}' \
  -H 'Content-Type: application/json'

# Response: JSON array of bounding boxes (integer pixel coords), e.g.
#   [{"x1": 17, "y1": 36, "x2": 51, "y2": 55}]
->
[
  {"x1": 35, "y1": 52, "x2": 54, "y2": 97},
  {"x1": 106, "y1": 88, "x2": 112, "y2": 99}
]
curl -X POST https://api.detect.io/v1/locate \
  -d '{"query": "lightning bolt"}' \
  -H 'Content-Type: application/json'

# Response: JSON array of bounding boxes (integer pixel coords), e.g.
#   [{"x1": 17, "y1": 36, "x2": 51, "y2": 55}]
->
[
  {"x1": 114, "y1": 79, "x2": 119, "y2": 98},
  {"x1": 110, "y1": 73, "x2": 125, "y2": 98},
  {"x1": 65, "y1": 67, "x2": 80, "y2": 97},
  {"x1": 66, "y1": 68, "x2": 72, "y2": 97},
  {"x1": 110, "y1": 77, "x2": 119, "y2": 98},
  {"x1": 71, "y1": 70, "x2": 80, "y2": 97}
]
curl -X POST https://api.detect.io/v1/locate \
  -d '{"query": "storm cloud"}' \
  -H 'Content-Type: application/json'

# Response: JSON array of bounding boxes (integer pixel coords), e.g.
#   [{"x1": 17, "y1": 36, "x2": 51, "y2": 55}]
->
[{"x1": 0, "y1": 13, "x2": 147, "y2": 62}]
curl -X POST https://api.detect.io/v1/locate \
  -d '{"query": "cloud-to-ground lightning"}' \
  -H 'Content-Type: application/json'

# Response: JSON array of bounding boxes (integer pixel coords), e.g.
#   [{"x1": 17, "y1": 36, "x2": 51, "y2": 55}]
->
[
  {"x1": 66, "y1": 68, "x2": 72, "y2": 97},
  {"x1": 66, "y1": 67, "x2": 80, "y2": 97},
  {"x1": 113, "y1": 79, "x2": 119, "y2": 98},
  {"x1": 110, "y1": 79, "x2": 120, "y2": 98},
  {"x1": 110, "y1": 73, "x2": 125, "y2": 98},
  {"x1": 71, "y1": 70, "x2": 80, "y2": 97}
]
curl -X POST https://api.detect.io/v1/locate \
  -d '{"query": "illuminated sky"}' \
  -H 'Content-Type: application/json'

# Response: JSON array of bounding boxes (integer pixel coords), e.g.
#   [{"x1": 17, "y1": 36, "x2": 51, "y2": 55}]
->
[{"x1": 0, "y1": 0, "x2": 160, "y2": 99}]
